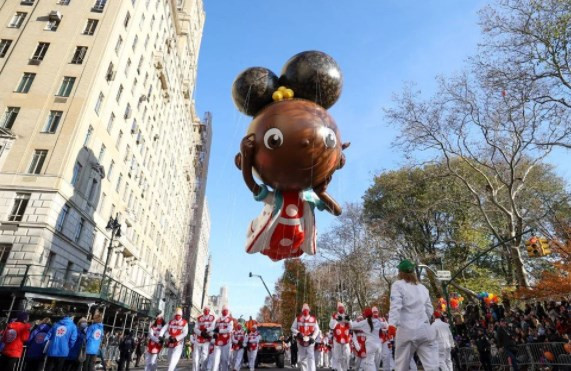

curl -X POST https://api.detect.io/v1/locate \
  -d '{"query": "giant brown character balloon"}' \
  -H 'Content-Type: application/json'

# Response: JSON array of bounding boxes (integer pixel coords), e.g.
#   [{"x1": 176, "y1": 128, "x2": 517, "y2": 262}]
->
[{"x1": 232, "y1": 51, "x2": 349, "y2": 261}]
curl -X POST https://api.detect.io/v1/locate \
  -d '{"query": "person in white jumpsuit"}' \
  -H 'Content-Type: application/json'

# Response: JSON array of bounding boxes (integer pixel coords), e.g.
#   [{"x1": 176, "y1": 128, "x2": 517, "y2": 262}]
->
[
  {"x1": 351, "y1": 316, "x2": 366, "y2": 371},
  {"x1": 314, "y1": 331, "x2": 323, "y2": 369},
  {"x1": 291, "y1": 303, "x2": 320, "y2": 371},
  {"x1": 246, "y1": 325, "x2": 261, "y2": 371},
  {"x1": 207, "y1": 339, "x2": 216, "y2": 371},
  {"x1": 371, "y1": 307, "x2": 386, "y2": 369},
  {"x1": 350, "y1": 308, "x2": 383, "y2": 371},
  {"x1": 212, "y1": 305, "x2": 234, "y2": 371},
  {"x1": 388, "y1": 259, "x2": 438, "y2": 371},
  {"x1": 193, "y1": 306, "x2": 216, "y2": 371},
  {"x1": 159, "y1": 308, "x2": 189, "y2": 371},
  {"x1": 321, "y1": 333, "x2": 330, "y2": 368},
  {"x1": 145, "y1": 314, "x2": 165, "y2": 371},
  {"x1": 329, "y1": 302, "x2": 351, "y2": 371},
  {"x1": 231, "y1": 324, "x2": 247, "y2": 371},
  {"x1": 431, "y1": 312, "x2": 454, "y2": 371}
]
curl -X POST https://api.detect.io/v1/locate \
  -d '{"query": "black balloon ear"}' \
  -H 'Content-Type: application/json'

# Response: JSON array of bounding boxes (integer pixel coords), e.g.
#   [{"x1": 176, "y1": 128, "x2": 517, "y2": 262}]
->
[
  {"x1": 279, "y1": 51, "x2": 343, "y2": 109},
  {"x1": 232, "y1": 67, "x2": 279, "y2": 116}
]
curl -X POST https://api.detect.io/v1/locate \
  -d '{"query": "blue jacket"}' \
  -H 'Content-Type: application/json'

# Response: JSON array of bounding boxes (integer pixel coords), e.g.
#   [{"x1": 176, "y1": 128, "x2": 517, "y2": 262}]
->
[
  {"x1": 67, "y1": 326, "x2": 86, "y2": 360},
  {"x1": 85, "y1": 323, "x2": 104, "y2": 355},
  {"x1": 25, "y1": 323, "x2": 51, "y2": 359},
  {"x1": 45, "y1": 317, "x2": 78, "y2": 357}
]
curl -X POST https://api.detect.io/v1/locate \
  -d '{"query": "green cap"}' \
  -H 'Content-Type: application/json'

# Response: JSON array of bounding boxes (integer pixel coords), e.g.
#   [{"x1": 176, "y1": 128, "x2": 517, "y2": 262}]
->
[{"x1": 397, "y1": 259, "x2": 415, "y2": 273}]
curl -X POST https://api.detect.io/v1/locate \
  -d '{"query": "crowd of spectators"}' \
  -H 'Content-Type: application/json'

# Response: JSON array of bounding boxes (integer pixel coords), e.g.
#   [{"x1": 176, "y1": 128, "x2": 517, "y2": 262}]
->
[{"x1": 448, "y1": 297, "x2": 571, "y2": 370}]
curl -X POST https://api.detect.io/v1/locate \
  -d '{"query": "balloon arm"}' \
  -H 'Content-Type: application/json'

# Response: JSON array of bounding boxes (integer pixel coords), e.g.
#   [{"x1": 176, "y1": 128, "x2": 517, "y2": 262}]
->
[
  {"x1": 241, "y1": 161, "x2": 261, "y2": 196},
  {"x1": 316, "y1": 191, "x2": 342, "y2": 216},
  {"x1": 240, "y1": 134, "x2": 262, "y2": 196}
]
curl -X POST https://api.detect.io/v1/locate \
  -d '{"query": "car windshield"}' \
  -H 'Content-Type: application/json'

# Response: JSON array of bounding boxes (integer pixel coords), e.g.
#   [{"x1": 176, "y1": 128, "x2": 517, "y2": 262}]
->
[{"x1": 258, "y1": 327, "x2": 282, "y2": 342}]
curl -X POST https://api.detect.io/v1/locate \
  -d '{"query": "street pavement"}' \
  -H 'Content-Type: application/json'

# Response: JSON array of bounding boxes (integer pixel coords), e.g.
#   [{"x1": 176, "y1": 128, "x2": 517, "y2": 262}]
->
[{"x1": 130, "y1": 359, "x2": 331, "y2": 370}]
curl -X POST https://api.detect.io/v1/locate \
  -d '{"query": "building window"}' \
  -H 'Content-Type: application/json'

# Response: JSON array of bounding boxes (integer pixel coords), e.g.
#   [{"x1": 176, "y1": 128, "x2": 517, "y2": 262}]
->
[
  {"x1": 124, "y1": 12, "x2": 130, "y2": 28},
  {"x1": 115, "y1": 173, "x2": 123, "y2": 193},
  {"x1": 132, "y1": 35, "x2": 138, "y2": 51},
  {"x1": 144, "y1": 35, "x2": 150, "y2": 49},
  {"x1": 124, "y1": 103, "x2": 131, "y2": 119},
  {"x1": 31, "y1": 42, "x2": 50, "y2": 61},
  {"x1": 56, "y1": 76, "x2": 76, "y2": 97},
  {"x1": 74, "y1": 218, "x2": 84, "y2": 242},
  {"x1": 0, "y1": 244, "x2": 12, "y2": 275},
  {"x1": 71, "y1": 46, "x2": 87, "y2": 64},
  {"x1": 105, "y1": 62, "x2": 115, "y2": 81},
  {"x1": 42, "y1": 110, "x2": 63, "y2": 133},
  {"x1": 107, "y1": 113, "x2": 115, "y2": 133},
  {"x1": 1, "y1": 107, "x2": 20, "y2": 130},
  {"x1": 45, "y1": 19, "x2": 60, "y2": 31},
  {"x1": 93, "y1": 0, "x2": 107, "y2": 12},
  {"x1": 114, "y1": 35, "x2": 123, "y2": 54},
  {"x1": 98, "y1": 192, "x2": 107, "y2": 213},
  {"x1": 94, "y1": 93, "x2": 104, "y2": 115},
  {"x1": 15, "y1": 73, "x2": 35, "y2": 93},
  {"x1": 71, "y1": 161, "x2": 82, "y2": 186},
  {"x1": 8, "y1": 12, "x2": 27, "y2": 28},
  {"x1": 124, "y1": 58, "x2": 131, "y2": 76},
  {"x1": 0, "y1": 39, "x2": 12, "y2": 58},
  {"x1": 86, "y1": 179, "x2": 98, "y2": 203},
  {"x1": 110, "y1": 203, "x2": 116, "y2": 217},
  {"x1": 58, "y1": 0, "x2": 71, "y2": 5},
  {"x1": 21, "y1": 0, "x2": 35, "y2": 5},
  {"x1": 55, "y1": 204, "x2": 70, "y2": 232},
  {"x1": 28, "y1": 150, "x2": 48, "y2": 174},
  {"x1": 116, "y1": 130, "x2": 123, "y2": 148},
  {"x1": 98, "y1": 144, "x2": 106, "y2": 162},
  {"x1": 116, "y1": 85, "x2": 123, "y2": 102},
  {"x1": 83, "y1": 19, "x2": 98, "y2": 35},
  {"x1": 8, "y1": 193, "x2": 30, "y2": 221},
  {"x1": 108, "y1": 160, "x2": 115, "y2": 180},
  {"x1": 84, "y1": 125, "x2": 93, "y2": 146}
]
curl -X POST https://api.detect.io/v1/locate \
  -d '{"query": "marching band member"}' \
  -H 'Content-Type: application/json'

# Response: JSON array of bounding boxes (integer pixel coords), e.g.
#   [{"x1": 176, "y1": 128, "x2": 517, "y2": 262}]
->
[
  {"x1": 194, "y1": 306, "x2": 216, "y2": 371},
  {"x1": 388, "y1": 260, "x2": 438, "y2": 371},
  {"x1": 431, "y1": 311, "x2": 454, "y2": 371},
  {"x1": 159, "y1": 308, "x2": 189, "y2": 371},
  {"x1": 329, "y1": 302, "x2": 351, "y2": 371},
  {"x1": 231, "y1": 323, "x2": 247, "y2": 371},
  {"x1": 291, "y1": 303, "x2": 320, "y2": 371},
  {"x1": 212, "y1": 305, "x2": 234, "y2": 371},
  {"x1": 350, "y1": 308, "x2": 383, "y2": 371},
  {"x1": 246, "y1": 324, "x2": 262, "y2": 371},
  {"x1": 145, "y1": 314, "x2": 165, "y2": 371}
]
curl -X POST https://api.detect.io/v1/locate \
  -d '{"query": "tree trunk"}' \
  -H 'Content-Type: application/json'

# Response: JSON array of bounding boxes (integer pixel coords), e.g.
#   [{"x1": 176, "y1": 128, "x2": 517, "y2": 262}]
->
[{"x1": 511, "y1": 242, "x2": 529, "y2": 288}]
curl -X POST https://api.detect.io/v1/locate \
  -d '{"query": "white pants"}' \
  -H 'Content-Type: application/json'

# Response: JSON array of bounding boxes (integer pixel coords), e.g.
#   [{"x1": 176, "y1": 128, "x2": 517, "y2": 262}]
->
[
  {"x1": 298, "y1": 344, "x2": 315, "y2": 371},
  {"x1": 167, "y1": 345, "x2": 184, "y2": 371},
  {"x1": 145, "y1": 352, "x2": 159, "y2": 371},
  {"x1": 194, "y1": 342, "x2": 210, "y2": 371},
  {"x1": 212, "y1": 343, "x2": 231, "y2": 371},
  {"x1": 247, "y1": 349, "x2": 258, "y2": 371},
  {"x1": 314, "y1": 349, "x2": 321, "y2": 368},
  {"x1": 394, "y1": 324, "x2": 438, "y2": 371},
  {"x1": 381, "y1": 342, "x2": 394, "y2": 371},
  {"x1": 207, "y1": 352, "x2": 214, "y2": 371},
  {"x1": 232, "y1": 348, "x2": 244, "y2": 371},
  {"x1": 361, "y1": 342, "x2": 382, "y2": 371},
  {"x1": 322, "y1": 351, "x2": 329, "y2": 368},
  {"x1": 331, "y1": 342, "x2": 350, "y2": 371},
  {"x1": 437, "y1": 346, "x2": 452, "y2": 371},
  {"x1": 354, "y1": 356, "x2": 363, "y2": 371}
]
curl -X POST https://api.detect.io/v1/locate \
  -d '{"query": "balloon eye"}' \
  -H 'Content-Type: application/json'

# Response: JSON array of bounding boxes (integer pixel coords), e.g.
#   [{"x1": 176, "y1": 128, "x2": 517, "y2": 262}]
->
[
  {"x1": 323, "y1": 128, "x2": 337, "y2": 149},
  {"x1": 263, "y1": 128, "x2": 284, "y2": 150}
]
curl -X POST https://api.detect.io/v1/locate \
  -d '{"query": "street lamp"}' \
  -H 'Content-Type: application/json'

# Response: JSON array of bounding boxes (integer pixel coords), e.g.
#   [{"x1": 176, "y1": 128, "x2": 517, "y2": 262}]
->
[
  {"x1": 100, "y1": 214, "x2": 122, "y2": 293},
  {"x1": 249, "y1": 272, "x2": 273, "y2": 321}
]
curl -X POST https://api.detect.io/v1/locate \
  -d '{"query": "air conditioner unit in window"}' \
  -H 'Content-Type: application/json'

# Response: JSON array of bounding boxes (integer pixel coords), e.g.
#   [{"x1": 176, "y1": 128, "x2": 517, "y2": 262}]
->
[
  {"x1": 28, "y1": 59, "x2": 41, "y2": 65},
  {"x1": 106, "y1": 71, "x2": 116, "y2": 81},
  {"x1": 49, "y1": 11, "x2": 63, "y2": 21},
  {"x1": 139, "y1": 95, "x2": 147, "y2": 102}
]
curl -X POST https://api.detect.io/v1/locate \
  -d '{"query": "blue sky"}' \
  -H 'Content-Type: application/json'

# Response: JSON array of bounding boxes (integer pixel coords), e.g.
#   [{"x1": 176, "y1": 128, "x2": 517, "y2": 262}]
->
[{"x1": 194, "y1": 0, "x2": 571, "y2": 318}]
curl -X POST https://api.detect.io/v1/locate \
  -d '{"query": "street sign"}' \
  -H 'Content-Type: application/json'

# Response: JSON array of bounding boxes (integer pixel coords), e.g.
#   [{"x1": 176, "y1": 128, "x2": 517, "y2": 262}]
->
[{"x1": 436, "y1": 270, "x2": 451, "y2": 281}]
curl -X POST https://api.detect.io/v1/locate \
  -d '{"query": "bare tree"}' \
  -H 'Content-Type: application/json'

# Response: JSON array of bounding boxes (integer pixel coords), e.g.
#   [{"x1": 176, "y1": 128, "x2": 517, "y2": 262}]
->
[
  {"x1": 478, "y1": 0, "x2": 571, "y2": 147},
  {"x1": 386, "y1": 72, "x2": 570, "y2": 288}
]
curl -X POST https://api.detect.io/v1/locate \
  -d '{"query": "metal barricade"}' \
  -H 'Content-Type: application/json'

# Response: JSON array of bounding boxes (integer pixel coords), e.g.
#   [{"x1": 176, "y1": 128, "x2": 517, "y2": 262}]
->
[{"x1": 461, "y1": 342, "x2": 571, "y2": 371}]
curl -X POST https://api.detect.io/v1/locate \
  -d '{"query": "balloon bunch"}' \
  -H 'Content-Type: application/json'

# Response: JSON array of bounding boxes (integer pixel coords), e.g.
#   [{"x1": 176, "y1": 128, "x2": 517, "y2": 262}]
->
[
  {"x1": 449, "y1": 293, "x2": 464, "y2": 310},
  {"x1": 232, "y1": 51, "x2": 350, "y2": 262},
  {"x1": 478, "y1": 292, "x2": 500, "y2": 306},
  {"x1": 438, "y1": 297, "x2": 447, "y2": 311}
]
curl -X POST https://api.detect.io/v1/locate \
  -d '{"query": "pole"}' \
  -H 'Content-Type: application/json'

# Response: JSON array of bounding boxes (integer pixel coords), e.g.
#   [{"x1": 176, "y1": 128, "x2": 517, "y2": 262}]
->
[
  {"x1": 122, "y1": 312, "x2": 129, "y2": 334},
  {"x1": 6, "y1": 293, "x2": 16, "y2": 320},
  {"x1": 101, "y1": 228, "x2": 115, "y2": 293},
  {"x1": 129, "y1": 314, "x2": 136, "y2": 331}
]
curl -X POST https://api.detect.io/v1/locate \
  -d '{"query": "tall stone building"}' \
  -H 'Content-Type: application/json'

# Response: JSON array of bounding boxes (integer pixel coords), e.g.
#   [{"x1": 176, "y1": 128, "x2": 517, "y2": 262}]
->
[{"x1": 0, "y1": 0, "x2": 208, "y2": 325}]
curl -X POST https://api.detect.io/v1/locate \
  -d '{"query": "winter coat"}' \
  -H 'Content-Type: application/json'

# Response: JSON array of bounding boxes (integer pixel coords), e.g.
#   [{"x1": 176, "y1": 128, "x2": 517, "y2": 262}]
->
[
  {"x1": 1, "y1": 321, "x2": 31, "y2": 358},
  {"x1": 67, "y1": 326, "x2": 86, "y2": 360},
  {"x1": 85, "y1": 323, "x2": 104, "y2": 355},
  {"x1": 25, "y1": 323, "x2": 52, "y2": 359},
  {"x1": 45, "y1": 317, "x2": 78, "y2": 357}
]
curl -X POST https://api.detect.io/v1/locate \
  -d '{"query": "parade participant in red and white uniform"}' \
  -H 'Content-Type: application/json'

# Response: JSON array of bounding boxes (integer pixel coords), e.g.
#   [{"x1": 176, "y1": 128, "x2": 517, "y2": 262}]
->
[
  {"x1": 320, "y1": 332, "x2": 331, "y2": 368},
  {"x1": 159, "y1": 308, "x2": 189, "y2": 371},
  {"x1": 291, "y1": 303, "x2": 320, "y2": 371},
  {"x1": 212, "y1": 305, "x2": 234, "y2": 371},
  {"x1": 246, "y1": 324, "x2": 261, "y2": 371},
  {"x1": 380, "y1": 313, "x2": 395, "y2": 371},
  {"x1": 207, "y1": 339, "x2": 216, "y2": 371},
  {"x1": 329, "y1": 302, "x2": 351, "y2": 371},
  {"x1": 350, "y1": 308, "x2": 383, "y2": 371},
  {"x1": 352, "y1": 316, "x2": 366, "y2": 371},
  {"x1": 371, "y1": 307, "x2": 387, "y2": 369},
  {"x1": 194, "y1": 306, "x2": 216, "y2": 371},
  {"x1": 313, "y1": 331, "x2": 323, "y2": 369},
  {"x1": 145, "y1": 314, "x2": 165, "y2": 371},
  {"x1": 231, "y1": 324, "x2": 247, "y2": 371}
]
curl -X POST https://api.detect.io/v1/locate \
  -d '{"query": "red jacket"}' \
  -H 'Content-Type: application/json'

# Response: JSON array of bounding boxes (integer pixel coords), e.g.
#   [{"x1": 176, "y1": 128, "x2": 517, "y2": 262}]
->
[{"x1": 2, "y1": 321, "x2": 31, "y2": 358}]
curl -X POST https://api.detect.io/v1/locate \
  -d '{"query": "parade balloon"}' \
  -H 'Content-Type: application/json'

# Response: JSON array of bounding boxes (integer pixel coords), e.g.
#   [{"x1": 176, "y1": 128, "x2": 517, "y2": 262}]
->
[
  {"x1": 450, "y1": 298, "x2": 459, "y2": 309},
  {"x1": 232, "y1": 51, "x2": 349, "y2": 262}
]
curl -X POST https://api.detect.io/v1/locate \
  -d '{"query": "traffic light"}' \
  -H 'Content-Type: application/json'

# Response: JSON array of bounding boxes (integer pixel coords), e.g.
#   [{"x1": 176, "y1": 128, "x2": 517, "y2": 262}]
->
[{"x1": 526, "y1": 236, "x2": 542, "y2": 257}]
